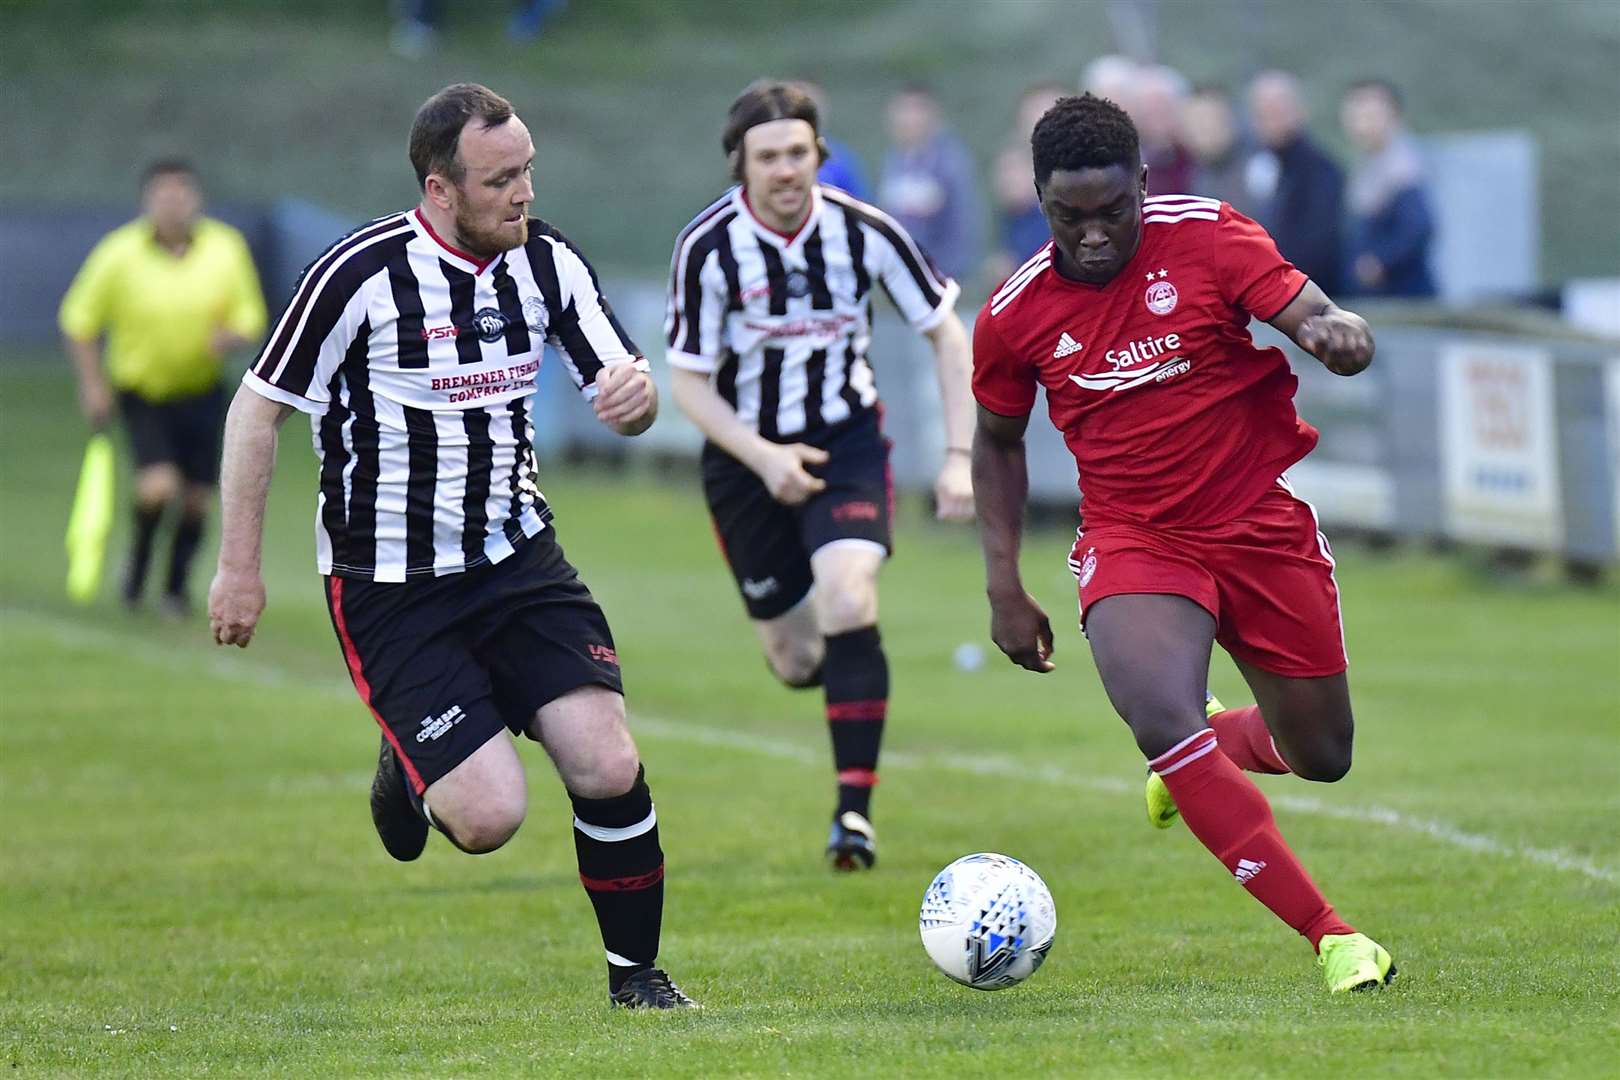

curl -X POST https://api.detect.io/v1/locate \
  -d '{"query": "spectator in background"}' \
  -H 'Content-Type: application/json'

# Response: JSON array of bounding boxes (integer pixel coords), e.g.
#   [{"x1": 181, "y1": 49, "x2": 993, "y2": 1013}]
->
[
  {"x1": 1183, "y1": 83, "x2": 1254, "y2": 211},
  {"x1": 879, "y1": 84, "x2": 983, "y2": 283},
  {"x1": 59, "y1": 159, "x2": 267, "y2": 614},
  {"x1": 1246, "y1": 70, "x2": 1345, "y2": 296},
  {"x1": 1341, "y1": 79, "x2": 1437, "y2": 297},
  {"x1": 795, "y1": 79, "x2": 872, "y2": 201},
  {"x1": 1133, "y1": 65, "x2": 1196, "y2": 194},
  {"x1": 391, "y1": 0, "x2": 564, "y2": 56},
  {"x1": 1080, "y1": 53, "x2": 1141, "y2": 114},
  {"x1": 1080, "y1": 57, "x2": 1193, "y2": 195},
  {"x1": 985, "y1": 81, "x2": 1069, "y2": 284}
]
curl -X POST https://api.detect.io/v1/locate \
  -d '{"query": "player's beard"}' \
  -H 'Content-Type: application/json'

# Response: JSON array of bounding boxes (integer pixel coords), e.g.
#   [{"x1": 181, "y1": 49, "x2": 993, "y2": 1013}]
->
[{"x1": 454, "y1": 204, "x2": 529, "y2": 258}]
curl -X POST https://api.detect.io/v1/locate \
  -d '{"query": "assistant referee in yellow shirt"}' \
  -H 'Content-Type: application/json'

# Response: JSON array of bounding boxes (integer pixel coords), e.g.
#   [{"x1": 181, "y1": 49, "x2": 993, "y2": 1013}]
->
[{"x1": 60, "y1": 159, "x2": 268, "y2": 614}]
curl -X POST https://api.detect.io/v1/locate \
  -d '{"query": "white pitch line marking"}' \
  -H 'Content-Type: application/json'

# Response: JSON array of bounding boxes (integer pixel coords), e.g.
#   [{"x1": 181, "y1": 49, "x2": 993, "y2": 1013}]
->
[{"x1": 6, "y1": 607, "x2": 1615, "y2": 886}]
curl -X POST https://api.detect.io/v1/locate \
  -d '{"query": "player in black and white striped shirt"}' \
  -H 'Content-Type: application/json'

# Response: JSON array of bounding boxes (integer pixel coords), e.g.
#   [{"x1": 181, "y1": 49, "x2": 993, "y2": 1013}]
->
[
  {"x1": 207, "y1": 83, "x2": 693, "y2": 1009},
  {"x1": 665, "y1": 81, "x2": 976, "y2": 871}
]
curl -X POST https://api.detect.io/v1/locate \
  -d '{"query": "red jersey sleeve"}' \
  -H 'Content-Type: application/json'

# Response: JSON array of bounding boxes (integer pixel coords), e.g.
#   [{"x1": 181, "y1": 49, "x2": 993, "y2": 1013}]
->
[
  {"x1": 971, "y1": 303, "x2": 1038, "y2": 417},
  {"x1": 1213, "y1": 204, "x2": 1308, "y2": 321}
]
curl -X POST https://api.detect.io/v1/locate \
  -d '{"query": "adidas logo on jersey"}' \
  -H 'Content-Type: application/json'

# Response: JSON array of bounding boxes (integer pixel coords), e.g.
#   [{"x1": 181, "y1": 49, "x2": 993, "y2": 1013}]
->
[
  {"x1": 1053, "y1": 332, "x2": 1084, "y2": 359},
  {"x1": 1234, "y1": 857, "x2": 1268, "y2": 884}
]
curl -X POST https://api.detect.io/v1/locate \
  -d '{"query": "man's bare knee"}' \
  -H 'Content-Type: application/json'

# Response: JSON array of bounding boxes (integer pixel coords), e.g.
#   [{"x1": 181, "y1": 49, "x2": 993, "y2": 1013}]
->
[
  {"x1": 424, "y1": 734, "x2": 527, "y2": 853},
  {"x1": 435, "y1": 794, "x2": 526, "y2": 853},
  {"x1": 1292, "y1": 742, "x2": 1353, "y2": 783},
  {"x1": 1120, "y1": 702, "x2": 1209, "y2": 761},
  {"x1": 815, "y1": 587, "x2": 876, "y2": 636},
  {"x1": 584, "y1": 742, "x2": 641, "y2": 799},
  {"x1": 182, "y1": 485, "x2": 214, "y2": 518},
  {"x1": 754, "y1": 604, "x2": 824, "y2": 687},
  {"x1": 809, "y1": 544, "x2": 883, "y2": 635},
  {"x1": 533, "y1": 686, "x2": 643, "y2": 799},
  {"x1": 136, "y1": 466, "x2": 182, "y2": 508},
  {"x1": 766, "y1": 642, "x2": 823, "y2": 688}
]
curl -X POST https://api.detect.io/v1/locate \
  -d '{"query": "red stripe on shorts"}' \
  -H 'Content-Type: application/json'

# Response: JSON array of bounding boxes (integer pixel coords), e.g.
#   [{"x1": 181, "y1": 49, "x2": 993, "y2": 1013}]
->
[{"x1": 328, "y1": 576, "x2": 427, "y2": 796}]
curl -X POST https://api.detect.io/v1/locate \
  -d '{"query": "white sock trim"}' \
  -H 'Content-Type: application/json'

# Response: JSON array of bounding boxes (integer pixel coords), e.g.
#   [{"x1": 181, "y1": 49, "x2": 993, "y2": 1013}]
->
[
  {"x1": 606, "y1": 950, "x2": 643, "y2": 968},
  {"x1": 1148, "y1": 727, "x2": 1215, "y2": 769},
  {"x1": 1154, "y1": 739, "x2": 1219, "y2": 776},
  {"x1": 573, "y1": 806, "x2": 657, "y2": 843}
]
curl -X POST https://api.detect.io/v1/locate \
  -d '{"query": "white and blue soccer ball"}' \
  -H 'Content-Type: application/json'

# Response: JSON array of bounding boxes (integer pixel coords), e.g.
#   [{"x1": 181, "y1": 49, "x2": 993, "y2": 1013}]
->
[{"x1": 919, "y1": 853, "x2": 1056, "y2": 990}]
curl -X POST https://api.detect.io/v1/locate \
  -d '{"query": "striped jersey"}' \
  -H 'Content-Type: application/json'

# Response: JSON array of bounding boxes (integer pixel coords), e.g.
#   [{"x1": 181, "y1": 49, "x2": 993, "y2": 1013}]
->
[
  {"x1": 665, "y1": 184, "x2": 958, "y2": 442},
  {"x1": 244, "y1": 208, "x2": 647, "y2": 582},
  {"x1": 972, "y1": 195, "x2": 1315, "y2": 528}
]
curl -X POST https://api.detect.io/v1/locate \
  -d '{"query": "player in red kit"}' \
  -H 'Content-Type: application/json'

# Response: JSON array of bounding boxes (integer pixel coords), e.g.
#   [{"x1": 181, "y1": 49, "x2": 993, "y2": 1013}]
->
[{"x1": 971, "y1": 94, "x2": 1395, "y2": 993}]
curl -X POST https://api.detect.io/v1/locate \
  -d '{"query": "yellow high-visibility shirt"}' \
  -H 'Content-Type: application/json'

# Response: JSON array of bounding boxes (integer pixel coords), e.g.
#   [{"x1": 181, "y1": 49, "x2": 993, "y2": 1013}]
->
[{"x1": 58, "y1": 216, "x2": 269, "y2": 402}]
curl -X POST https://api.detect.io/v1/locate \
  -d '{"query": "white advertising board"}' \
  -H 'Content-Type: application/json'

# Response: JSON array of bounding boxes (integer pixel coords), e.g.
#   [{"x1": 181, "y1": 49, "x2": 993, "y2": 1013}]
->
[{"x1": 1439, "y1": 344, "x2": 1562, "y2": 547}]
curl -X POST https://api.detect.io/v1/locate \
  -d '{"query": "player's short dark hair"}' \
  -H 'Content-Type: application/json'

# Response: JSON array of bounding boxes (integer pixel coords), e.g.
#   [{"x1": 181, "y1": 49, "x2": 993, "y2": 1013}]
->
[
  {"x1": 410, "y1": 83, "x2": 515, "y2": 190},
  {"x1": 140, "y1": 158, "x2": 197, "y2": 189},
  {"x1": 722, "y1": 80, "x2": 826, "y2": 179},
  {"x1": 1030, "y1": 93, "x2": 1140, "y2": 187},
  {"x1": 1346, "y1": 77, "x2": 1404, "y2": 113}
]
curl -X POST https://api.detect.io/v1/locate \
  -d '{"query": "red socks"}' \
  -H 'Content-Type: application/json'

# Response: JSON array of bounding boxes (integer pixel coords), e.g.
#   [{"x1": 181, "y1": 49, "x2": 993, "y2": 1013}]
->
[
  {"x1": 1207, "y1": 706, "x2": 1290, "y2": 774},
  {"x1": 1151, "y1": 729, "x2": 1354, "y2": 950}
]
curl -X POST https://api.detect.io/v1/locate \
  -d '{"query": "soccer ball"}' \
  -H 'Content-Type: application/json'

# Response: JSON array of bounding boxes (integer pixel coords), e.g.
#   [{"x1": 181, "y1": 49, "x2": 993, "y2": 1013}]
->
[{"x1": 919, "y1": 853, "x2": 1056, "y2": 990}]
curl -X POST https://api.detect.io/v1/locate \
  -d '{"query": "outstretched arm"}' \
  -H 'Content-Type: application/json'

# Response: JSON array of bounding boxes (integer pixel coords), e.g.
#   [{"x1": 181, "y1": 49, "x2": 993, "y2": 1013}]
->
[
  {"x1": 973, "y1": 404, "x2": 1054, "y2": 673},
  {"x1": 1268, "y1": 279, "x2": 1375, "y2": 376},
  {"x1": 209, "y1": 386, "x2": 293, "y2": 648},
  {"x1": 923, "y1": 309, "x2": 976, "y2": 522}
]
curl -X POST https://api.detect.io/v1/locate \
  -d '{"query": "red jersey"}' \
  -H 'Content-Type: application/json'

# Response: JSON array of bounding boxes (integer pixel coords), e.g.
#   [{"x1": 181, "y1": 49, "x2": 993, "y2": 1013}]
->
[{"x1": 972, "y1": 195, "x2": 1314, "y2": 528}]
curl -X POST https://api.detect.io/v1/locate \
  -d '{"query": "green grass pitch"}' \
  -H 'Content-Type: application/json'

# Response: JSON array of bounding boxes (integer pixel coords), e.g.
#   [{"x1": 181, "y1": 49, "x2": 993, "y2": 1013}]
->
[{"x1": 1, "y1": 362, "x2": 1616, "y2": 1077}]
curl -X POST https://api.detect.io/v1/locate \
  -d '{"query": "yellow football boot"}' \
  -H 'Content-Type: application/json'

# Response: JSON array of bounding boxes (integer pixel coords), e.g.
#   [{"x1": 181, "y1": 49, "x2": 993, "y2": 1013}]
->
[{"x1": 1318, "y1": 932, "x2": 1397, "y2": 993}]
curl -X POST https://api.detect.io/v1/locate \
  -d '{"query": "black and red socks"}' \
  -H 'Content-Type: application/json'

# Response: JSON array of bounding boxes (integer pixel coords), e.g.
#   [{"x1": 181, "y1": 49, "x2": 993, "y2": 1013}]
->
[
  {"x1": 823, "y1": 625, "x2": 888, "y2": 820},
  {"x1": 570, "y1": 766, "x2": 664, "y2": 993}
]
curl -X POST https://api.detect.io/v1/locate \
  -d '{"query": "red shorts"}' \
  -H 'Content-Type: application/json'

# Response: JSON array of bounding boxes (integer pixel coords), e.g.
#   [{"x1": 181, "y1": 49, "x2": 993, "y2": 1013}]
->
[{"x1": 1068, "y1": 478, "x2": 1347, "y2": 678}]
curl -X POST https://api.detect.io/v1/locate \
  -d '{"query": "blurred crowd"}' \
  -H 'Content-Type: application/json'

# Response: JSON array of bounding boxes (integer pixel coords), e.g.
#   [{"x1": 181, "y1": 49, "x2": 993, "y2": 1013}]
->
[{"x1": 821, "y1": 58, "x2": 1438, "y2": 301}]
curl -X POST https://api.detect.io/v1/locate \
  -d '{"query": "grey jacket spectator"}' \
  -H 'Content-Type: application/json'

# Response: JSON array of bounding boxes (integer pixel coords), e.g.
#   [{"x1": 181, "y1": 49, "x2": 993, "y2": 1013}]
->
[
  {"x1": 879, "y1": 86, "x2": 982, "y2": 282},
  {"x1": 1183, "y1": 85, "x2": 1254, "y2": 211},
  {"x1": 1247, "y1": 71, "x2": 1345, "y2": 296}
]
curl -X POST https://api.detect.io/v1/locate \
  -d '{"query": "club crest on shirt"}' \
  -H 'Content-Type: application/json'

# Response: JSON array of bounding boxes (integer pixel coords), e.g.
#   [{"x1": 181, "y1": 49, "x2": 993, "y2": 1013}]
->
[
  {"x1": 522, "y1": 295, "x2": 549, "y2": 335},
  {"x1": 1144, "y1": 268, "x2": 1178, "y2": 316},
  {"x1": 785, "y1": 270, "x2": 812, "y2": 299},
  {"x1": 473, "y1": 307, "x2": 510, "y2": 343}
]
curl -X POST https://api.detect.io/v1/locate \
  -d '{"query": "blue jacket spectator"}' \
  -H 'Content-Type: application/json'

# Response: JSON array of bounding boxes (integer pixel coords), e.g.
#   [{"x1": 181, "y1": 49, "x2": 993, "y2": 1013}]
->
[
  {"x1": 985, "y1": 83, "x2": 1067, "y2": 285},
  {"x1": 793, "y1": 82, "x2": 873, "y2": 202},
  {"x1": 1341, "y1": 79, "x2": 1437, "y2": 297},
  {"x1": 1000, "y1": 204, "x2": 1050, "y2": 265},
  {"x1": 879, "y1": 86, "x2": 982, "y2": 282},
  {"x1": 818, "y1": 136, "x2": 871, "y2": 201}
]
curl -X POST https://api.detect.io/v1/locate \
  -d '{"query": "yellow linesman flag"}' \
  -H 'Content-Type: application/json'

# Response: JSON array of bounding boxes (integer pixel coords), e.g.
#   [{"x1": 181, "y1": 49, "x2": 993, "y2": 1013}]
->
[{"x1": 65, "y1": 432, "x2": 116, "y2": 604}]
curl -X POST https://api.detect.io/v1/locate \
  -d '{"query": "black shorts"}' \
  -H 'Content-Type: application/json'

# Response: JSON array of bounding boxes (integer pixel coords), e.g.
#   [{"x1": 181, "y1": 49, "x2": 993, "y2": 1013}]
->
[
  {"x1": 702, "y1": 406, "x2": 893, "y2": 621},
  {"x1": 118, "y1": 384, "x2": 225, "y2": 485},
  {"x1": 323, "y1": 528, "x2": 622, "y2": 794}
]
